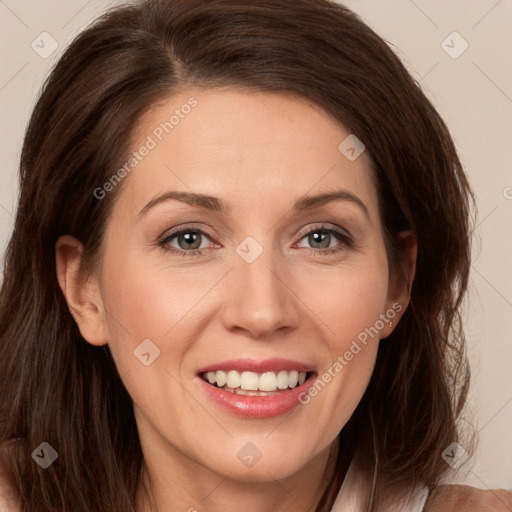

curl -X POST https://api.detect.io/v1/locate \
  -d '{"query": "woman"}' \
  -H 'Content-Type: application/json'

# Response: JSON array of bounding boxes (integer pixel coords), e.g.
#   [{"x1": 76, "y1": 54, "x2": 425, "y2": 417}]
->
[{"x1": 0, "y1": 0, "x2": 510, "y2": 510}]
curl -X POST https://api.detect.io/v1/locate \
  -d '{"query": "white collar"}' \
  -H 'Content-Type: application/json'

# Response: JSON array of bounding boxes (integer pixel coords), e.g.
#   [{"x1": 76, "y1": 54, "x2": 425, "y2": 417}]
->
[{"x1": 331, "y1": 460, "x2": 429, "y2": 512}]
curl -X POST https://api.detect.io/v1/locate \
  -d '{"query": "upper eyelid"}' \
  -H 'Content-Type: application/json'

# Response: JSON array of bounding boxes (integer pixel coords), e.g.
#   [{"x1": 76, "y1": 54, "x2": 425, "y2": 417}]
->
[{"x1": 296, "y1": 222, "x2": 351, "y2": 238}]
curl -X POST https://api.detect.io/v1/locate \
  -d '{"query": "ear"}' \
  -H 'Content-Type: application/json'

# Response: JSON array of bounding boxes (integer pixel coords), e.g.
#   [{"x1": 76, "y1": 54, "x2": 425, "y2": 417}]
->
[
  {"x1": 55, "y1": 235, "x2": 109, "y2": 346},
  {"x1": 380, "y1": 230, "x2": 417, "y2": 339}
]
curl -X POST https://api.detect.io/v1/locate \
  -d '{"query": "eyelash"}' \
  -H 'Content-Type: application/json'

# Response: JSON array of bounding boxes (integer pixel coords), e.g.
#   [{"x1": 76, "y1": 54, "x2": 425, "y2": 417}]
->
[{"x1": 157, "y1": 223, "x2": 354, "y2": 258}]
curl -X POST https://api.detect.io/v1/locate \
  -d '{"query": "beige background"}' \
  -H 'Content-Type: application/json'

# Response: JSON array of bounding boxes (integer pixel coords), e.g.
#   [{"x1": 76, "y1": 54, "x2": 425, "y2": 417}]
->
[{"x1": 1, "y1": 0, "x2": 511, "y2": 492}]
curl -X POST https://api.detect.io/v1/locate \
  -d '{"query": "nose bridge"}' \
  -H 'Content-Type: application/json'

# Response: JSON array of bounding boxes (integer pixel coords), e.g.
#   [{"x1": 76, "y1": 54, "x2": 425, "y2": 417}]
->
[{"x1": 222, "y1": 234, "x2": 297, "y2": 338}]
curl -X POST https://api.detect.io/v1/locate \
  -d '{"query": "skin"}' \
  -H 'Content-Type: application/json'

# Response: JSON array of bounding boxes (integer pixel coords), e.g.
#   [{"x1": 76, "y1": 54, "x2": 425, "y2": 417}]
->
[
  {"x1": 55, "y1": 87, "x2": 504, "y2": 512},
  {"x1": 424, "y1": 485, "x2": 512, "y2": 511}
]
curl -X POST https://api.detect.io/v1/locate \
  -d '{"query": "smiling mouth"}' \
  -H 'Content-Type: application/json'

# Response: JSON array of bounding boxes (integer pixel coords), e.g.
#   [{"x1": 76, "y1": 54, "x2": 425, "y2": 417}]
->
[{"x1": 199, "y1": 370, "x2": 315, "y2": 396}]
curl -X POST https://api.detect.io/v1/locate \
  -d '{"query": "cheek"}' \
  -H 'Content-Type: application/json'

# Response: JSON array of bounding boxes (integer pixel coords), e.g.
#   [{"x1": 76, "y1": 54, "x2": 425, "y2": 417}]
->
[
  {"x1": 296, "y1": 254, "x2": 388, "y2": 428},
  {"x1": 302, "y1": 256, "x2": 389, "y2": 347},
  {"x1": 98, "y1": 249, "x2": 229, "y2": 380},
  {"x1": 101, "y1": 250, "x2": 204, "y2": 336},
  {"x1": 98, "y1": 258, "x2": 200, "y2": 417}
]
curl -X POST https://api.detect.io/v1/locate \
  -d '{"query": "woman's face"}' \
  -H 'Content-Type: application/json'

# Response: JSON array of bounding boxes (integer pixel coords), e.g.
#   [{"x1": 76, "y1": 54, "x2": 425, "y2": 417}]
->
[{"x1": 60, "y1": 89, "x2": 412, "y2": 484}]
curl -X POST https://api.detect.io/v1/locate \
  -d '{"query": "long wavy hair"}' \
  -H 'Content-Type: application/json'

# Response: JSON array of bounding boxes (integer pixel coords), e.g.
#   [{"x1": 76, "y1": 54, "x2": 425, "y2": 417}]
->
[{"x1": 0, "y1": 0, "x2": 476, "y2": 510}]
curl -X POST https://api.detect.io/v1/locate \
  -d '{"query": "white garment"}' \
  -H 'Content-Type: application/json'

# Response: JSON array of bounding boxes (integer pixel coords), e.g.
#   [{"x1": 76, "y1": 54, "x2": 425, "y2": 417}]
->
[{"x1": 331, "y1": 459, "x2": 429, "y2": 512}]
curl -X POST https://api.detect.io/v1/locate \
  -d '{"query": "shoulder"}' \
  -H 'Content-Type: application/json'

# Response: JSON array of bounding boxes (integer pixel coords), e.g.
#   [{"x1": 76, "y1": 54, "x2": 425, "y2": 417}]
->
[{"x1": 424, "y1": 484, "x2": 512, "y2": 511}]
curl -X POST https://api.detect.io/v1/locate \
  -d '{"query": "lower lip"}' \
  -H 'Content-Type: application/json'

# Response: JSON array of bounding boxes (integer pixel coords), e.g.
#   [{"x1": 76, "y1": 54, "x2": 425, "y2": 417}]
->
[{"x1": 196, "y1": 374, "x2": 317, "y2": 419}]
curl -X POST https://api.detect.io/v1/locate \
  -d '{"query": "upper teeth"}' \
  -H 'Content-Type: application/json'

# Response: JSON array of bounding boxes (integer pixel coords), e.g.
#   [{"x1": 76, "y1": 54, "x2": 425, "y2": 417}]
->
[{"x1": 204, "y1": 370, "x2": 307, "y2": 391}]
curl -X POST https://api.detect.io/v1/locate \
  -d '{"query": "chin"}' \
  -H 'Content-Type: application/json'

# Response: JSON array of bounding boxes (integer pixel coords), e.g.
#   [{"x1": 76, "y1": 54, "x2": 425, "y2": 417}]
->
[{"x1": 207, "y1": 448, "x2": 311, "y2": 483}]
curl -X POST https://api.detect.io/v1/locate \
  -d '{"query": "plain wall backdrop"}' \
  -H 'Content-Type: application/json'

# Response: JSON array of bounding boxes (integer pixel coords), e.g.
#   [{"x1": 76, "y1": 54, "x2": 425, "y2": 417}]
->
[{"x1": 0, "y1": 0, "x2": 511, "y2": 493}]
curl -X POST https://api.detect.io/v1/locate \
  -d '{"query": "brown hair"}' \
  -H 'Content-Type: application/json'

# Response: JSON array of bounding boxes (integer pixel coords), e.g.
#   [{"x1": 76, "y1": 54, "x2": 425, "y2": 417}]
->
[{"x1": 0, "y1": 0, "x2": 476, "y2": 510}]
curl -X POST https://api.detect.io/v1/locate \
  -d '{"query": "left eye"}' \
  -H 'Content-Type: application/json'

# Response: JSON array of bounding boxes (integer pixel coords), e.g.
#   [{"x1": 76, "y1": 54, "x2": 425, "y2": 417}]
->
[{"x1": 295, "y1": 227, "x2": 348, "y2": 251}]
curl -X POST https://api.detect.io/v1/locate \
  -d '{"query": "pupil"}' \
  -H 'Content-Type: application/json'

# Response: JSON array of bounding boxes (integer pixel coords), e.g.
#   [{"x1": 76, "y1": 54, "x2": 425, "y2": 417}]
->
[
  {"x1": 180, "y1": 232, "x2": 200, "y2": 250},
  {"x1": 311, "y1": 231, "x2": 329, "y2": 249}
]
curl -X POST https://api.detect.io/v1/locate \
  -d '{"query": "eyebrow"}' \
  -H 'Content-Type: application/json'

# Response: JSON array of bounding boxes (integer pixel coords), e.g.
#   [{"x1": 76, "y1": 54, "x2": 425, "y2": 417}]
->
[{"x1": 138, "y1": 189, "x2": 370, "y2": 220}]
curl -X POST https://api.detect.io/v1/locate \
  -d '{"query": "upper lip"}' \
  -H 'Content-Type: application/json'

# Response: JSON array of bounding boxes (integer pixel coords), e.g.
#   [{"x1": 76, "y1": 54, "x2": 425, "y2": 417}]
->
[{"x1": 197, "y1": 358, "x2": 316, "y2": 374}]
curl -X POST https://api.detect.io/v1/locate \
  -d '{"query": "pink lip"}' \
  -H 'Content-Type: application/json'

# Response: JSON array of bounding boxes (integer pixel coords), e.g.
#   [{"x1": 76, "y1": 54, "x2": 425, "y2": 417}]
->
[
  {"x1": 195, "y1": 371, "x2": 318, "y2": 420},
  {"x1": 197, "y1": 358, "x2": 315, "y2": 374}
]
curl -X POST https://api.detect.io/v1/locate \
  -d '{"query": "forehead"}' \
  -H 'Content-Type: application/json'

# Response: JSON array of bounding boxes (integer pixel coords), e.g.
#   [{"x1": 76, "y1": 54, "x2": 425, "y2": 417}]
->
[{"x1": 116, "y1": 88, "x2": 379, "y2": 222}]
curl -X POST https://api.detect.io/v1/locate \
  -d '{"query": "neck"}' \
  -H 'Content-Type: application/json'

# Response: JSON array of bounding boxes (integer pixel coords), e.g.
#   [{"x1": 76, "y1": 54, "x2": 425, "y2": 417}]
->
[{"x1": 136, "y1": 436, "x2": 342, "y2": 512}]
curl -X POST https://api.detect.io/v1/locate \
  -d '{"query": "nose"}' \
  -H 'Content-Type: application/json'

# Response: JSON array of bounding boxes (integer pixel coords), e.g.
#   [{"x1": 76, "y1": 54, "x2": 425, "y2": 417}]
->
[{"x1": 221, "y1": 244, "x2": 300, "y2": 339}]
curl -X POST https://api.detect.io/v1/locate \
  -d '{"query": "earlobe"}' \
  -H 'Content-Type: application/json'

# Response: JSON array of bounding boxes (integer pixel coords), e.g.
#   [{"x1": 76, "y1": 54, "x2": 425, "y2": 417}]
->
[
  {"x1": 382, "y1": 230, "x2": 418, "y2": 338},
  {"x1": 55, "y1": 235, "x2": 109, "y2": 346}
]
